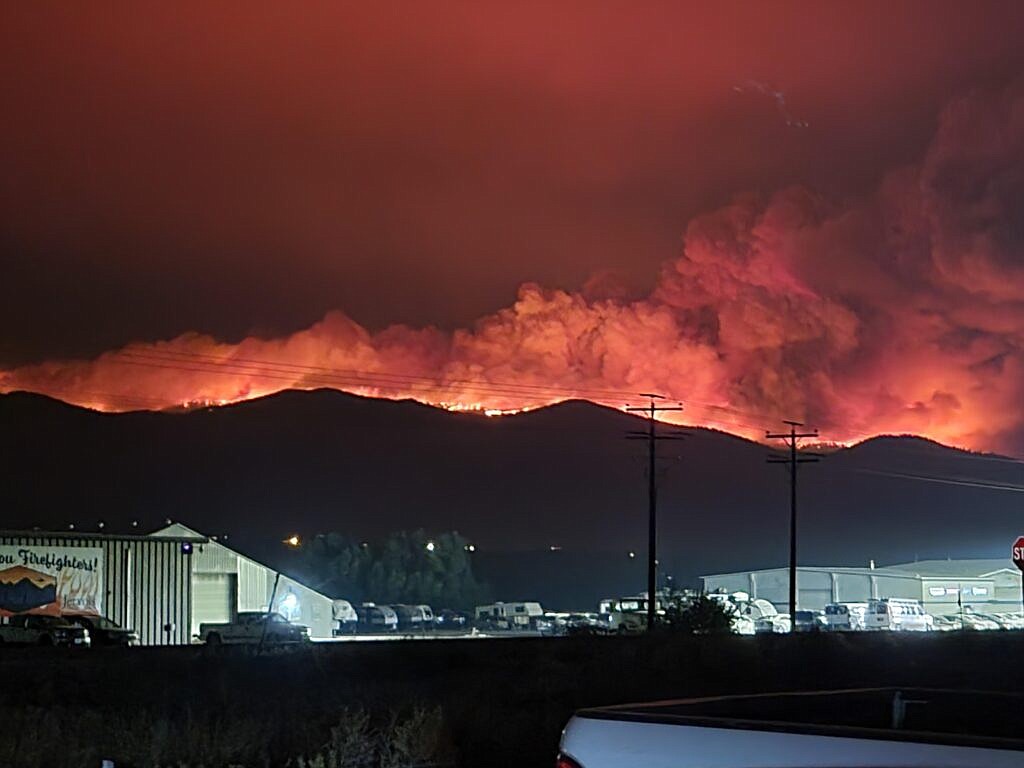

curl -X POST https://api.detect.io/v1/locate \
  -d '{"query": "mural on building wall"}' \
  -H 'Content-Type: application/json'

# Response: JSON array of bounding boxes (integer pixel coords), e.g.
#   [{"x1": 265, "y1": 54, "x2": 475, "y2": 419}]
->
[
  {"x1": 0, "y1": 547, "x2": 103, "y2": 616},
  {"x1": 277, "y1": 588, "x2": 301, "y2": 622}
]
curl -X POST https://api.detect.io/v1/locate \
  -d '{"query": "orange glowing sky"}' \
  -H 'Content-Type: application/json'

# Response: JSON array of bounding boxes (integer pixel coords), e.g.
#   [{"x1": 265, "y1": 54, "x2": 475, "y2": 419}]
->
[{"x1": 3, "y1": 3, "x2": 1024, "y2": 453}]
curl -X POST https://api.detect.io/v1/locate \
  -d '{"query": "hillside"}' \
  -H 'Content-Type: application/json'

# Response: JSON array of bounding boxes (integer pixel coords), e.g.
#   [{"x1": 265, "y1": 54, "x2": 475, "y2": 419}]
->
[{"x1": 2, "y1": 389, "x2": 1021, "y2": 607}]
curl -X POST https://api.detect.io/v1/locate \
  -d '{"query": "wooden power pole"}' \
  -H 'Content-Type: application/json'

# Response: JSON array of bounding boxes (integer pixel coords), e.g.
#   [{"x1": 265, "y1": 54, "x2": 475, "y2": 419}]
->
[{"x1": 627, "y1": 394, "x2": 684, "y2": 632}]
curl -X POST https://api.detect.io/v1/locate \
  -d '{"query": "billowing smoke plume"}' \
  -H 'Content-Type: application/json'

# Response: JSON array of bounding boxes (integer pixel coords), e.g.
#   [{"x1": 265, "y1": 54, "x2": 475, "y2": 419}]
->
[{"x1": 5, "y1": 83, "x2": 1024, "y2": 452}]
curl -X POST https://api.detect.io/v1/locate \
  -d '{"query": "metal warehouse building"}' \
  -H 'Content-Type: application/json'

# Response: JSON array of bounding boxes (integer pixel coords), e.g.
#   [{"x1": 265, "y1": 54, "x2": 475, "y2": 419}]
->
[
  {"x1": 0, "y1": 524, "x2": 335, "y2": 645},
  {"x1": 159, "y1": 523, "x2": 334, "y2": 640},
  {"x1": 702, "y1": 559, "x2": 1022, "y2": 616}
]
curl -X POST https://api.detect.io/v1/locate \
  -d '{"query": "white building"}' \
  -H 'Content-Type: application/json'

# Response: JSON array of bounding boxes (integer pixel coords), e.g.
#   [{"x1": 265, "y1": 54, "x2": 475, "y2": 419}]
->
[
  {"x1": 702, "y1": 559, "x2": 1022, "y2": 616},
  {"x1": 154, "y1": 523, "x2": 335, "y2": 640}
]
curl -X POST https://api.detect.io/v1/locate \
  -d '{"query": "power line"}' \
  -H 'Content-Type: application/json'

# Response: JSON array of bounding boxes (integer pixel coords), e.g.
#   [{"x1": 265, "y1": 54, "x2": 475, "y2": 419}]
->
[
  {"x1": 7, "y1": 345, "x2": 813, "y2": 438},
  {"x1": 107, "y1": 347, "x2": 777, "y2": 422},
  {"x1": 113, "y1": 349, "x2": 644, "y2": 401},
  {"x1": 626, "y1": 394, "x2": 685, "y2": 632},
  {"x1": 851, "y1": 468, "x2": 1024, "y2": 493},
  {"x1": 767, "y1": 420, "x2": 822, "y2": 630},
  {"x1": 7, "y1": 344, "x2": 784, "y2": 429}
]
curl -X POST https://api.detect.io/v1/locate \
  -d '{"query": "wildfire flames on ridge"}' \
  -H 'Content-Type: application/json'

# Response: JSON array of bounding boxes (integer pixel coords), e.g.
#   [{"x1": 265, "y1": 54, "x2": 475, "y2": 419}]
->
[{"x1": 4, "y1": 84, "x2": 1024, "y2": 453}]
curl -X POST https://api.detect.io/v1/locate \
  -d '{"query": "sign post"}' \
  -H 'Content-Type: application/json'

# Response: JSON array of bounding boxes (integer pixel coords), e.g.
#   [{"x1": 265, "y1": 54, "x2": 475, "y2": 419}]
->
[{"x1": 1012, "y1": 536, "x2": 1024, "y2": 616}]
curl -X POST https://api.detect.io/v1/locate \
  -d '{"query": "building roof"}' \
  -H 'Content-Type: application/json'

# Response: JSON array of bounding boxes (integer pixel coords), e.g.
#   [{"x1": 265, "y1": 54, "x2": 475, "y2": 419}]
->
[
  {"x1": 701, "y1": 565, "x2": 919, "y2": 580},
  {"x1": 151, "y1": 522, "x2": 337, "y2": 601},
  {"x1": 703, "y1": 560, "x2": 1021, "y2": 581},
  {"x1": 0, "y1": 528, "x2": 206, "y2": 543},
  {"x1": 883, "y1": 559, "x2": 1018, "y2": 578}
]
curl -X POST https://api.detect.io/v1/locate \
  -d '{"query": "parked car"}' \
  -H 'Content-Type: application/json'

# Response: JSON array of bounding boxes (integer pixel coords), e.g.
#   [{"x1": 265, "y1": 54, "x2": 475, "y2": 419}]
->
[
  {"x1": 567, "y1": 614, "x2": 615, "y2": 636},
  {"x1": 0, "y1": 614, "x2": 91, "y2": 647},
  {"x1": 558, "y1": 688, "x2": 1024, "y2": 767},
  {"x1": 607, "y1": 610, "x2": 650, "y2": 635},
  {"x1": 823, "y1": 602, "x2": 869, "y2": 631},
  {"x1": 535, "y1": 616, "x2": 558, "y2": 635},
  {"x1": 964, "y1": 609, "x2": 1024, "y2": 630},
  {"x1": 356, "y1": 603, "x2": 398, "y2": 633},
  {"x1": 793, "y1": 610, "x2": 827, "y2": 632},
  {"x1": 332, "y1": 599, "x2": 359, "y2": 635},
  {"x1": 991, "y1": 612, "x2": 1024, "y2": 630},
  {"x1": 69, "y1": 615, "x2": 137, "y2": 646},
  {"x1": 598, "y1": 597, "x2": 664, "y2": 635},
  {"x1": 434, "y1": 609, "x2": 469, "y2": 629},
  {"x1": 755, "y1": 614, "x2": 791, "y2": 633},
  {"x1": 864, "y1": 598, "x2": 934, "y2": 631},
  {"x1": 199, "y1": 611, "x2": 310, "y2": 645},
  {"x1": 960, "y1": 613, "x2": 1001, "y2": 631},
  {"x1": 565, "y1": 613, "x2": 600, "y2": 631}
]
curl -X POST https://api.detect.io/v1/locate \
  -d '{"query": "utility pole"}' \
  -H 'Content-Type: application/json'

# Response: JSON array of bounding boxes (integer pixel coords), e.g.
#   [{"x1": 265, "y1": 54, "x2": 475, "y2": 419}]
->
[
  {"x1": 627, "y1": 394, "x2": 684, "y2": 632},
  {"x1": 767, "y1": 420, "x2": 821, "y2": 631},
  {"x1": 258, "y1": 571, "x2": 282, "y2": 653}
]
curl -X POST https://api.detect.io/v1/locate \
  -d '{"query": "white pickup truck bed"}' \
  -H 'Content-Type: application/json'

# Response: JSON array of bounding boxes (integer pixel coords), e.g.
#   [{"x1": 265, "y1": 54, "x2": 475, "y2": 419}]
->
[{"x1": 559, "y1": 688, "x2": 1024, "y2": 768}]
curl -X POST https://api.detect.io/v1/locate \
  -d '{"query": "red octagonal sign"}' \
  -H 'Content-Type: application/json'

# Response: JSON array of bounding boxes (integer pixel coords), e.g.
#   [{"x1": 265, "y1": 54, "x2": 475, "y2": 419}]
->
[{"x1": 1013, "y1": 536, "x2": 1024, "y2": 571}]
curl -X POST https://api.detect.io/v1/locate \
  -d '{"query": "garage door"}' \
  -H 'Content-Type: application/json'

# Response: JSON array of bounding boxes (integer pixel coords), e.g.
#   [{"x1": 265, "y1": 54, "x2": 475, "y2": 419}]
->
[{"x1": 192, "y1": 573, "x2": 236, "y2": 637}]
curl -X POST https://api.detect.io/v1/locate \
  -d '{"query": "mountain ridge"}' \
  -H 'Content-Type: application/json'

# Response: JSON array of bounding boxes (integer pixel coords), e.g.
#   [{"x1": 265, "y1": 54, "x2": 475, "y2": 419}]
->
[{"x1": 2, "y1": 389, "x2": 1019, "y2": 607}]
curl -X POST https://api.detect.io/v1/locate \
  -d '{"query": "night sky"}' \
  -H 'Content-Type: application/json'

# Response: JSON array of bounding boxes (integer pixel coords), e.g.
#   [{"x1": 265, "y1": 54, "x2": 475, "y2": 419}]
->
[{"x1": 5, "y1": 3, "x2": 1024, "y2": 452}]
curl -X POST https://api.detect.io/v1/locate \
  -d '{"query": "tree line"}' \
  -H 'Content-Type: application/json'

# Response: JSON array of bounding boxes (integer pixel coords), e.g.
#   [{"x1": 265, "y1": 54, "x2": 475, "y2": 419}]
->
[{"x1": 293, "y1": 529, "x2": 491, "y2": 610}]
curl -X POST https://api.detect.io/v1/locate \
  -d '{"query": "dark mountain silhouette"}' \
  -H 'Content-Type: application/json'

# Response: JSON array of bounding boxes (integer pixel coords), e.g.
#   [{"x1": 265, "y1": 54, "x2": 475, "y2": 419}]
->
[{"x1": 2, "y1": 389, "x2": 1021, "y2": 608}]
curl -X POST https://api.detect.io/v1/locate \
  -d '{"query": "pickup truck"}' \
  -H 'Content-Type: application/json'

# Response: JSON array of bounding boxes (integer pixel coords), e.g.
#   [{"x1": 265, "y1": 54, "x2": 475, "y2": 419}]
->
[
  {"x1": 558, "y1": 688, "x2": 1024, "y2": 767},
  {"x1": 0, "y1": 614, "x2": 91, "y2": 647},
  {"x1": 199, "y1": 611, "x2": 310, "y2": 645}
]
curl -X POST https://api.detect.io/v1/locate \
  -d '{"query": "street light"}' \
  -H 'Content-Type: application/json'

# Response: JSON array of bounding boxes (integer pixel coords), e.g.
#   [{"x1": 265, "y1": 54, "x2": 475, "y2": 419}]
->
[
  {"x1": 465, "y1": 544, "x2": 476, "y2": 552},
  {"x1": 425, "y1": 541, "x2": 436, "y2": 552},
  {"x1": 283, "y1": 534, "x2": 301, "y2": 548}
]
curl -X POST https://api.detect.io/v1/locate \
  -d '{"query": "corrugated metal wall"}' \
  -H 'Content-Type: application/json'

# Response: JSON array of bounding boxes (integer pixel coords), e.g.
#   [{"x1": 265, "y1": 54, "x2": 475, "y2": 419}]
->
[
  {"x1": 705, "y1": 567, "x2": 925, "y2": 612},
  {"x1": 238, "y1": 556, "x2": 272, "y2": 609},
  {"x1": 0, "y1": 533, "x2": 196, "y2": 646}
]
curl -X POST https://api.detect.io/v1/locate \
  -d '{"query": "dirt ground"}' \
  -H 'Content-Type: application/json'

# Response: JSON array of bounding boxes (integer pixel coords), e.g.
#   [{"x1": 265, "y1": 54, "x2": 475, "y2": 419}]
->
[{"x1": 0, "y1": 632, "x2": 1021, "y2": 767}]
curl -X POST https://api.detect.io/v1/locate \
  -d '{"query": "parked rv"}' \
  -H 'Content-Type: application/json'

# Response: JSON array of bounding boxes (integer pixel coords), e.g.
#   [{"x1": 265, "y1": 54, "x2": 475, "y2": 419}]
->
[
  {"x1": 474, "y1": 601, "x2": 544, "y2": 630},
  {"x1": 726, "y1": 595, "x2": 789, "y2": 634},
  {"x1": 356, "y1": 603, "x2": 398, "y2": 633},
  {"x1": 599, "y1": 596, "x2": 665, "y2": 615},
  {"x1": 392, "y1": 604, "x2": 433, "y2": 631},
  {"x1": 598, "y1": 596, "x2": 665, "y2": 635},
  {"x1": 331, "y1": 599, "x2": 358, "y2": 635}
]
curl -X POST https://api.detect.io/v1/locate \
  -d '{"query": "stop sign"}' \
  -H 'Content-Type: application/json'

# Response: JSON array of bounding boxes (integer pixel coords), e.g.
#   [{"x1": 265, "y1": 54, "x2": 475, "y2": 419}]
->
[{"x1": 1013, "y1": 536, "x2": 1024, "y2": 571}]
